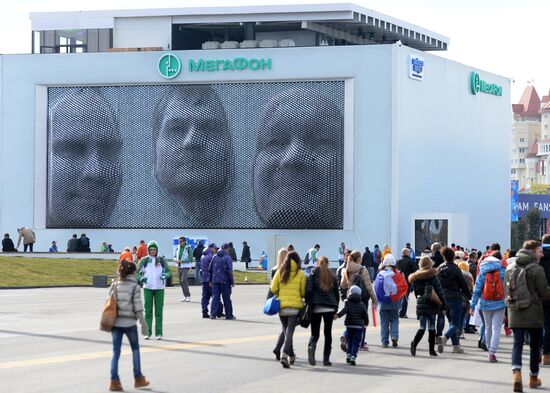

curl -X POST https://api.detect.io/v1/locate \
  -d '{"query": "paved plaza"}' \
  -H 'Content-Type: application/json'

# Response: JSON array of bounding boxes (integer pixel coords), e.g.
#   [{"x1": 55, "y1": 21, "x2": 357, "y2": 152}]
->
[{"x1": 0, "y1": 285, "x2": 531, "y2": 392}]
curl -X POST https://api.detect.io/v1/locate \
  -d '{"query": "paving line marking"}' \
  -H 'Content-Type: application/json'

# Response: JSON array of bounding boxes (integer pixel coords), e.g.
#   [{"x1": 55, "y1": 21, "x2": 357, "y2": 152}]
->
[{"x1": 0, "y1": 322, "x2": 418, "y2": 370}]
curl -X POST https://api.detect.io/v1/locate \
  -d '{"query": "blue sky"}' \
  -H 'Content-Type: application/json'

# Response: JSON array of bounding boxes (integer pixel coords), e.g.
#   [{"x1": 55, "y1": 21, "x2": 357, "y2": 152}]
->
[{"x1": 1, "y1": 0, "x2": 548, "y2": 101}]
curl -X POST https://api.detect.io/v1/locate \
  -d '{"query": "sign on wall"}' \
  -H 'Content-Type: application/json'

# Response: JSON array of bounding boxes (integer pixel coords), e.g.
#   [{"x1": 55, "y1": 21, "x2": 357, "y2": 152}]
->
[
  {"x1": 470, "y1": 71, "x2": 502, "y2": 96},
  {"x1": 517, "y1": 193, "x2": 550, "y2": 219},
  {"x1": 414, "y1": 219, "x2": 448, "y2": 255},
  {"x1": 408, "y1": 54, "x2": 424, "y2": 81}
]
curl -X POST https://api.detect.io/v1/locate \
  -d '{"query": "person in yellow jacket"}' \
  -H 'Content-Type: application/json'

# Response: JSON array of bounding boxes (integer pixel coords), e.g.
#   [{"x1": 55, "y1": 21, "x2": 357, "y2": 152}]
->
[
  {"x1": 271, "y1": 251, "x2": 306, "y2": 368},
  {"x1": 382, "y1": 244, "x2": 392, "y2": 261}
]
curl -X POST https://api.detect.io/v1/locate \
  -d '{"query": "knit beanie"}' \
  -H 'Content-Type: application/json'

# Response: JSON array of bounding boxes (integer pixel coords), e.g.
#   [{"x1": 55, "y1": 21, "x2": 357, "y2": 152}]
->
[
  {"x1": 382, "y1": 253, "x2": 396, "y2": 267},
  {"x1": 349, "y1": 285, "x2": 362, "y2": 296}
]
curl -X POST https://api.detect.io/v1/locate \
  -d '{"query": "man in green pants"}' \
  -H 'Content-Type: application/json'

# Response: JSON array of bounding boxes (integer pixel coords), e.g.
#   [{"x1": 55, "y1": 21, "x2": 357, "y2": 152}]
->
[{"x1": 137, "y1": 241, "x2": 172, "y2": 340}]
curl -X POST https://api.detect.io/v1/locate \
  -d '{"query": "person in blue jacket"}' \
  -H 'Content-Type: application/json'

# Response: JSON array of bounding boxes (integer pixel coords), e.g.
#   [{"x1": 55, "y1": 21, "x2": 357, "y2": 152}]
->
[
  {"x1": 470, "y1": 251, "x2": 506, "y2": 363},
  {"x1": 209, "y1": 243, "x2": 236, "y2": 320}
]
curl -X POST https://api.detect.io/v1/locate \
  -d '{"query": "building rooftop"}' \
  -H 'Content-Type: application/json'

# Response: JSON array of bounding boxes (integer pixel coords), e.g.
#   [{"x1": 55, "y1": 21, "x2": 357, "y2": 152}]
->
[
  {"x1": 513, "y1": 85, "x2": 541, "y2": 120},
  {"x1": 29, "y1": 3, "x2": 449, "y2": 52}
]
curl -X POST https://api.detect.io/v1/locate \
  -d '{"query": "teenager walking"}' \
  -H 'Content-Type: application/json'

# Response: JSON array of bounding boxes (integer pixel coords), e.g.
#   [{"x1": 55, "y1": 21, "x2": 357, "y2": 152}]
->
[
  {"x1": 109, "y1": 260, "x2": 150, "y2": 391},
  {"x1": 408, "y1": 256, "x2": 446, "y2": 357},
  {"x1": 271, "y1": 251, "x2": 306, "y2": 368},
  {"x1": 305, "y1": 256, "x2": 339, "y2": 366}
]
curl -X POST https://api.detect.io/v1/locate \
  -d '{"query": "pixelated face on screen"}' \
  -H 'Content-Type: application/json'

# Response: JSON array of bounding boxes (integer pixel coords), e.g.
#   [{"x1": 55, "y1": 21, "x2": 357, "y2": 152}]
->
[
  {"x1": 153, "y1": 86, "x2": 232, "y2": 198},
  {"x1": 48, "y1": 89, "x2": 122, "y2": 227},
  {"x1": 253, "y1": 88, "x2": 344, "y2": 229}
]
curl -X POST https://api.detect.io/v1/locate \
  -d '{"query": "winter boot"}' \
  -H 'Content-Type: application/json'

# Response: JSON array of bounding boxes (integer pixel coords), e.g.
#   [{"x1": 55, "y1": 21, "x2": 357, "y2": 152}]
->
[
  {"x1": 513, "y1": 370, "x2": 523, "y2": 392},
  {"x1": 323, "y1": 346, "x2": 332, "y2": 366},
  {"x1": 544, "y1": 354, "x2": 550, "y2": 365},
  {"x1": 410, "y1": 329, "x2": 425, "y2": 357},
  {"x1": 109, "y1": 379, "x2": 123, "y2": 392},
  {"x1": 134, "y1": 376, "x2": 150, "y2": 389},
  {"x1": 428, "y1": 330, "x2": 438, "y2": 357},
  {"x1": 452, "y1": 345, "x2": 464, "y2": 354},
  {"x1": 280, "y1": 353, "x2": 290, "y2": 368},
  {"x1": 308, "y1": 338, "x2": 317, "y2": 366},
  {"x1": 529, "y1": 375, "x2": 542, "y2": 388},
  {"x1": 438, "y1": 336, "x2": 448, "y2": 353}
]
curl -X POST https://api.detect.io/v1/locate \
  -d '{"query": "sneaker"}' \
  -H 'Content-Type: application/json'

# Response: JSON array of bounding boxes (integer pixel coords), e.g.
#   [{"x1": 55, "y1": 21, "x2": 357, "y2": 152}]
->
[
  {"x1": 185, "y1": 297, "x2": 191, "y2": 302},
  {"x1": 226, "y1": 316, "x2": 237, "y2": 320},
  {"x1": 143, "y1": 336, "x2": 150, "y2": 340},
  {"x1": 346, "y1": 355, "x2": 351, "y2": 364},
  {"x1": 392, "y1": 339, "x2": 398, "y2": 348},
  {"x1": 489, "y1": 354, "x2": 498, "y2": 363},
  {"x1": 340, "y1": 336, "x2": 347, "y2": 352},
  {"x1": 438, "y1": 336, "x2": 447, "y2": 353},
  {"x1": 382, "y1": 342, "x2": 389, "y2": 348},
  {"x1": 156, "y1": 335, "x2": 163, "y2": 340},
  {"x1": 289, "y1": 355, "x2": 296, "y2": 365},
  {"x1": 202, "y1": 313, "x2": 210, "y2": 319},
  {"x1": 350, "y1": 356, "x2": 356, "y2": 366},
  {"x1": 452, "y1": 345, "x2": 464, "y2": 354},
  {"x1": 280, "y1": 353, "x2": 290, "y2": 368}
]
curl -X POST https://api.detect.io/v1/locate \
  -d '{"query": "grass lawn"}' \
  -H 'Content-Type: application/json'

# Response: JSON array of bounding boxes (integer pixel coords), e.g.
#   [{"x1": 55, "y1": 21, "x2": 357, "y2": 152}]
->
[{"x1": 0, "y1": 256, "x2": 269, "y2": 287}]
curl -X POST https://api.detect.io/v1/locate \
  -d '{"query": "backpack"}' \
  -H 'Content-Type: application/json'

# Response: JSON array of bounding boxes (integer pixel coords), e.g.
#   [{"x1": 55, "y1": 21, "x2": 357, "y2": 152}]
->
[
  {"x1": 506, "y1": 262, "x2": 536, "y2": 310},
  {"x1": 374, "y1": 269, "x2": 408, "y2": 304},
  {"x1": 482, "y1": 270, "x2": 504, "y2": 301},
  {"x1": 304, "y1": 250, "x2": 311, "y2": 266},
  {"x1": 141, "y1": 256, "x2": 166, "y2": 270},
  {"x1": 351, "y1": 267, "x2": 370, "y2": 306}
]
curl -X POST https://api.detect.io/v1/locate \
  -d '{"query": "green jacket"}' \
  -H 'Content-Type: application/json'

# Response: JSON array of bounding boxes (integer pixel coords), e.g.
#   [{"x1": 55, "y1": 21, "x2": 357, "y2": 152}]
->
[
  {"x1": 507, "y1": 249, "x2": 550, "y2": 328},
  {"x1": 136, "y1": 256, "x2": 172, "y2": 286}
]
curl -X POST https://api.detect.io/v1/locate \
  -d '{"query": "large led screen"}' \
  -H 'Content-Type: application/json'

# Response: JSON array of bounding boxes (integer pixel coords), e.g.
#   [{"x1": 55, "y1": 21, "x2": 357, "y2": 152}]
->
[{"x1": 46, "y1": 81, "x2": 345, "y2": 229}]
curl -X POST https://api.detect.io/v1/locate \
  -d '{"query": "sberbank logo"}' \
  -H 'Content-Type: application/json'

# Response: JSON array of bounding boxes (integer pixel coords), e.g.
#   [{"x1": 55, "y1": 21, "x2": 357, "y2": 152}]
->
[
  {"x1": 470, "y1": 71, "x2": 502, "y2": 96},
  {"x1": 158, "y1": 53, "x2": 181, "y2": 79}
]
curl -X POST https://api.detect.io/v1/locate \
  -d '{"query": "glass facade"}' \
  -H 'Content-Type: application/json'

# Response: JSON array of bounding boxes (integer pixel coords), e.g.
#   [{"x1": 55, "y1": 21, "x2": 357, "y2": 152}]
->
[{"x1": 32, "y1": 29, "x2": 112, "y2": 54}]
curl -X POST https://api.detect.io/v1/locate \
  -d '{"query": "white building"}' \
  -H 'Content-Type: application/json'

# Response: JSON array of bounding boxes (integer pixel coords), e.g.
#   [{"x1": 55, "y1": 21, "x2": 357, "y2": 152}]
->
[{"x1": 0, "y1": 3, "x2": 511, "y2": 259}]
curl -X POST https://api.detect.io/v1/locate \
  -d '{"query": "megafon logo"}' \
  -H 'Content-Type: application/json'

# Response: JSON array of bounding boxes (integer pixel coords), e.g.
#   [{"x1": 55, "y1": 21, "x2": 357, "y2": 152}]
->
[
  {"x1": 470, "y1": 71, "x2": 502, "y2": 96},
  {"x1": 158, "y1": 53, "x2": 181, "y2": 79}
]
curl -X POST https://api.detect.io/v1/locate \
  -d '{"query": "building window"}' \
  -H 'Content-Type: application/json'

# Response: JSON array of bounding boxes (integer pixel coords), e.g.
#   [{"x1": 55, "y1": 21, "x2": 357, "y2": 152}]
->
[
  {"x1": 519, "y1": 147, "x2": 526, "y2": 153},
  {"x1": 520, "y1": 137, "x2": 525, "y2": 143},
  {"x1": 511, "y1": 169, "x2": 516, "y2": 174},
  {"x1": 545, "y1": 124, "x2": 548, "y2": 130},
  {"x1": 520, "y1": 158, "x2": 525, "y2": 163}
]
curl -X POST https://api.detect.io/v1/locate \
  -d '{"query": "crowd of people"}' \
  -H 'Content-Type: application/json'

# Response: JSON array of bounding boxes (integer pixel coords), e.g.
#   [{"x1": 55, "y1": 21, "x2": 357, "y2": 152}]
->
[{"x1": 264, "y1": 238, "x2": 550, "y2": 393}]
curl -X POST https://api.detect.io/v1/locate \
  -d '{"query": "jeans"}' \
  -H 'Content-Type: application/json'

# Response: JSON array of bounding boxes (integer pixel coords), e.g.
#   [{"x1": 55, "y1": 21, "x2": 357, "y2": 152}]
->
[
  {"x1": 400, "y1": 291, "x2": 409, "y2": 317},
  {"x1": 482, "y1": 308, "x2": 505, "y2": 355},
  {"x1": 419, "y1": 314, "x2": 436, "y2": 331},
  {"x1": 310, "y1": 312, "x2": 335, "y2": 356},
  {"x1": 380, "y1": 309, "x2": 399, "y2": 344},
  {"x1": 512, "y1": 328, "x2": 542, "y2": 376},
  {"x1": 201, "y1": 282, "x2": 211, "y2": 314},
  {"x1": 543, "y1": 305, "x2": 550, "y2": 354},
  {"x1": 479, "y1": 310, "x2": 487, "y2": 344},
  {"x1": 195, "y1": 262, "x2": 201, "y2": 285},
  {"x1": 276, "y1": 313, "x2": 298, "y2": 356},
  {"x1": 436, "y1": 312, "x2": 445, "y2": 336},
  {"x1": 23, "y1": 243, "x2": 33, "y2": 252},
  {"x1": 110, "y1": 325, "x2": 142, "y2": 380},
  {"x1": 444, "y1": 299, "x2": 463, "y2": 346},
  {"x1": 212, "y1": 283, "x2": 233, "y2": 319},
  {"x1": 143, "y1": 288, "x2": 164, "y2": 336},
  {"x1": 178, "y1": 267, "x2": 191, "y2": 298},
  {"x1": 347, "y1": 327, "x2": 363, "y2": 358},
  {"x1": 373, "y1": 263, "x2": 379, "y2": 279}
]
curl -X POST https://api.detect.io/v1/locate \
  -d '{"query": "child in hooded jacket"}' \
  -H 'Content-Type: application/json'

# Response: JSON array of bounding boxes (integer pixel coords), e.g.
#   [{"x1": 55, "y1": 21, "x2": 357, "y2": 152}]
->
[{"x1": 336, "y1": 285, "x2": 369, "y2": 365}]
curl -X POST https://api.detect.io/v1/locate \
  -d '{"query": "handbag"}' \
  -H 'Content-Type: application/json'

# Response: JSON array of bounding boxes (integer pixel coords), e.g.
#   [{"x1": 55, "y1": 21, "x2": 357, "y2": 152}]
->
[
  {"x1": 100, "y1": 282, "x2": 118, "y2": 332},
  {"x1": 429, "y1": 287, "x2": 442, "y2": 306},
  {"x1": 298, "y1": 304, "x2": 312, "y2": 328},
  {"x1": 263, "y1": 296, "x2": 280, "y2": 316}
]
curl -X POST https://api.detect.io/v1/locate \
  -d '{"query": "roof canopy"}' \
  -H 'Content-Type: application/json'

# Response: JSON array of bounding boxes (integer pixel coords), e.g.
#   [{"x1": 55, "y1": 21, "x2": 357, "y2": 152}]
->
[{"x1": 30, "y1": 3, "x2": 449, "y2": 51}]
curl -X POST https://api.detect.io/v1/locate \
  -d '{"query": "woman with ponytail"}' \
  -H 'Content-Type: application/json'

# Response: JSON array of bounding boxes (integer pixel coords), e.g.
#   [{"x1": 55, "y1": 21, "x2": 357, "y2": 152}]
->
[{"x1": 305, "y1": 256, "x2": 339, "y2": 366}]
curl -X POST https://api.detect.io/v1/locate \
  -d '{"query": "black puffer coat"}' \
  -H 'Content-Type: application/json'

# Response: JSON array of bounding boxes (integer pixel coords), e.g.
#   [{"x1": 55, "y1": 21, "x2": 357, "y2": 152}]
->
[
  {"x1": 437, "y1": 261, "x2": 471, "y2": 301},
  {"x1": 305, "y1": 268, "x2": 339, "y2": 311},
  {"x1": 337, "y1": 293, "x2": 368, "y2": 326},
  {"x1": 409, "y1": 268, "x2": 446, "y2": 316}
]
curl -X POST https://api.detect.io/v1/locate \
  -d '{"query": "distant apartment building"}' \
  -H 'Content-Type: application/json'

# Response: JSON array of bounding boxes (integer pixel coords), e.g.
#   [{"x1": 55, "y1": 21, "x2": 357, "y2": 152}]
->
[{"x1": 511, "y1": 85, "x2": 550, "y2": 190}]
